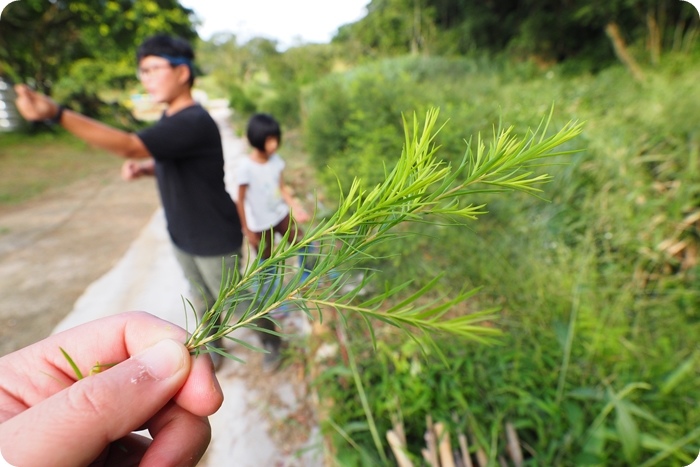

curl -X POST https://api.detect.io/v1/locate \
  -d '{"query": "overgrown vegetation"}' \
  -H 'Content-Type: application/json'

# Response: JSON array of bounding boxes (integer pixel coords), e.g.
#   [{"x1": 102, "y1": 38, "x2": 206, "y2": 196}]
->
[{"x1": 303, "y1": 55, "x2": 700, "y2": 465}]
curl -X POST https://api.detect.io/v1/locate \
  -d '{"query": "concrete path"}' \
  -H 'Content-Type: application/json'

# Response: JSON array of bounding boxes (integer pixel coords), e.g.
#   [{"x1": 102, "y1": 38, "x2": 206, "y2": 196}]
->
[{"x1": 52, "y1": 103, "x2": 325, "y2": 466}]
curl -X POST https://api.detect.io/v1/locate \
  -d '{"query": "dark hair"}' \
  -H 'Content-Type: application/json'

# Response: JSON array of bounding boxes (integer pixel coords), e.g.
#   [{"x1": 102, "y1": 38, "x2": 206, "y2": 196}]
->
[
  {"x1": 136, "y1": 34, "x2": 195, "y2": 87},
  {"x1": 246, "y1": 113, "x2": 282, "y2": 151}
]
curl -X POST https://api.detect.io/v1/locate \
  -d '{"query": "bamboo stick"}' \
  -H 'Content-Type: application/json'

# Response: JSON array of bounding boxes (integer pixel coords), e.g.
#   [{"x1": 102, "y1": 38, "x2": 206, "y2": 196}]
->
[
  {"x1": 505, "y1": 421, "x2": 523, "y2": 467},
  {"x1": 387, "y1": 430, "x2": 414, "y2": 467},
  {"x1": 458, "y1": 433, "x2": 473, "y2": 467},
  {"x1": 475, "y1": 442, "x2": 488, "y2": 467},
  {"x1": 393, "y1": 418, "x2": 407, "y2": 447},
  {"x1": 424, "y1": 415, "x2": 439, "y2": 467},
  {"x1": 467, "y1": 426, "x2": 487, "y2": 467},
  {"x1": 435, "y1": 422, "x2": 456, "y2": 467}
]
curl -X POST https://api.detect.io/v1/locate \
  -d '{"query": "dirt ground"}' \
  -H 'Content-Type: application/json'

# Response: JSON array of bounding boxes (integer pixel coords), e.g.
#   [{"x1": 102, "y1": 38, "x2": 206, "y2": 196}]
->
[{"x1": 0, "y1": 167, "x2": 161, "y2": 357}]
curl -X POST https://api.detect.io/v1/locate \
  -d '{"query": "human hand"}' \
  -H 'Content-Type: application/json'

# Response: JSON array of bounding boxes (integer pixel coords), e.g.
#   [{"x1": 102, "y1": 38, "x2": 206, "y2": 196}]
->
[
  {"x1": 14, "y1": 84, "x2": 60, "y2": 122},
  {"x1": 0, "y1": 311, "x2": 224, "y2": 467},
  {"x1": 121, "y1": 159, "x2": 155, "y2": 180},
  {"x1": 243, "y1": 228, "x2": 260, "y2": 250},
  {"x1": 291, "y1": 205, "x2": 310, "y2": 224},
  {"x1": 121, "y1": 159, "x2": 142, "y2": 180}
]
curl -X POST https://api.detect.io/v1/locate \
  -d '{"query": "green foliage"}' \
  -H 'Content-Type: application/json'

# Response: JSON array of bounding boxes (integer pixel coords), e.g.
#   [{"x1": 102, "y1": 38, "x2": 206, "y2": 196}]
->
[
  {"x1": 305, "y1": 57, "x2": 481, "y2": 194},
  {"x1": 227, "y1": 82, "x2": 257, "y2": 116},
  {"x1": 334, "y1": 0, "x2": 433, "y2": 56},
  {"x1": 337, "y1": 0, "x2": 699, "y2": 66},
  {"x1": 0, "y1": 0, "x2": 196, "y2": 117},
  {"x1": 197, "y1": 36, "x2": 345, "y2": 128},
  {"x1": 303, "y1": 56, "x2": 550, "y2": 198},
  {"x1": 258, "y1": 82, "x2": 301, "y2": 127},
  {"x1": 306, "y1": 55, "x2": 700, "y2": 464}
]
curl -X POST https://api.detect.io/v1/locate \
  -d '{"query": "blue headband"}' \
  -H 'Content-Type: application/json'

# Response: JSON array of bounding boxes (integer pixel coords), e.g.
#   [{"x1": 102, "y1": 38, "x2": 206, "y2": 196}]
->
[{"x1": 157, "y1": 54, "x2": 193, "y2": 68}]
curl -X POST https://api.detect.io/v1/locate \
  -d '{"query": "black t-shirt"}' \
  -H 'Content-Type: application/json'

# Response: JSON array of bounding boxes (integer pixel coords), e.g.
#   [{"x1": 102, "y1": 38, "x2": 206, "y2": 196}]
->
[{"x1": 137, "y1": 104, "x2": 242, "y2": 256}]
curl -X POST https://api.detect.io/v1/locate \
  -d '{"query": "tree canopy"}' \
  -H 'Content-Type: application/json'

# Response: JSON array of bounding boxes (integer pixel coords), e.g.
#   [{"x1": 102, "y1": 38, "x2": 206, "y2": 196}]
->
[
  {"x1": 335, "y1": 0, "x2": 699, "y2": 67},
  {"x1": 0, "y1": 0, "x2": 196, "y2": 113}
]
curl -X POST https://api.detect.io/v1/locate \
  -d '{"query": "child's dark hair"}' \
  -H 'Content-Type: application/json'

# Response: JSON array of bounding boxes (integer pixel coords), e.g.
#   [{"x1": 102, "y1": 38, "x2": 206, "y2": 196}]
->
[
  {"x1": 246, "y1": 113, "x2": 282, "y2": 151},
  {"x1": 137, "y1": 34, "x2": 195, "y2": 87}
]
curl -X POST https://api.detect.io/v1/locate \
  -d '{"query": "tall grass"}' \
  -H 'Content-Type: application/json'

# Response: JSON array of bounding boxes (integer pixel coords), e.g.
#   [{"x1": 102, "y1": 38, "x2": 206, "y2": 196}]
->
[{"x1": 304, "y1": 54, "x2": 700, "y2": 465}]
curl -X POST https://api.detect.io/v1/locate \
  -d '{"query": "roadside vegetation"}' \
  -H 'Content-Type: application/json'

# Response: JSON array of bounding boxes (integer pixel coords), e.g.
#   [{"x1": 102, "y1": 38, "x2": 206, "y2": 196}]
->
[
  {"x1": 1, "y1": 0, "x2": 698, "y2": 465},
  {"x1": 302, "y1": 55, "x2": 700, "y2": 466}
]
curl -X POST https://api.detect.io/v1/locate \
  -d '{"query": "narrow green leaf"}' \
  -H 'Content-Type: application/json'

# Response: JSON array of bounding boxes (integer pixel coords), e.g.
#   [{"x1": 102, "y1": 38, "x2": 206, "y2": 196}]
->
[
  {"x1": 60, "y1": 347, "x2": 84, "y2": 380},
  {"x1": 614, "y1": 400, "x2": 640, "y2": 463}
]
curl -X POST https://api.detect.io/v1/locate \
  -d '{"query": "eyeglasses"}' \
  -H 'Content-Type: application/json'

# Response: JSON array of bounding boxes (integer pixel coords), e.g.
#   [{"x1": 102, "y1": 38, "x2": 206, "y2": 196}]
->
[{"x1": 136, "y1": 64, "x2": 174, "y2": 80}]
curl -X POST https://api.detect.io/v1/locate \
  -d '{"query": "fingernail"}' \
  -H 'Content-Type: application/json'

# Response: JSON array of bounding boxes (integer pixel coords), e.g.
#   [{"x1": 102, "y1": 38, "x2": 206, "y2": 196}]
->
[{"x1": 134, "y1": 339, "x2": 185, "y2": 380}]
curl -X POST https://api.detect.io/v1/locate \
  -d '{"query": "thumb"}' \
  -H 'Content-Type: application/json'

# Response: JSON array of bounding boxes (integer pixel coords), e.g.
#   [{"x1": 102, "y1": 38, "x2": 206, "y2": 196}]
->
[{"x1": 0, "y1": 339, "x2": 191, "y2": 467}]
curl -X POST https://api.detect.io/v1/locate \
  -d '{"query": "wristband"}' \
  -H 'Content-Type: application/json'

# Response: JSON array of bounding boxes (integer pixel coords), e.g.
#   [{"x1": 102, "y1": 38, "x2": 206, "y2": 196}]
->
[{"x1": 46, "y1": 105, "x2": 65, "y2": 125}]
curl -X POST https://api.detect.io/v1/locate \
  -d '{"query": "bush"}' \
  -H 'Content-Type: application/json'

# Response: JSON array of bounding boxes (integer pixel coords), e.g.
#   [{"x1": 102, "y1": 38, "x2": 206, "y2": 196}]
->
[
  {"x1": 227, "y1": 82, "x2": 257, "y2": 117},
  {"x1": 306, "y1": 55, "x2": 700, "y2": 465}
]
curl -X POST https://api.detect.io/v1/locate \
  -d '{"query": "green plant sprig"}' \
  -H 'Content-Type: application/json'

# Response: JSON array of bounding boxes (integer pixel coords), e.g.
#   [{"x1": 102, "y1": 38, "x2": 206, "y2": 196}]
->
[
  {"x1": 184, "y1": 107, "x2": 584, "y2": 359},
  {"x1": 60, "y1": 347, "x2": 116, "y2": 379}
]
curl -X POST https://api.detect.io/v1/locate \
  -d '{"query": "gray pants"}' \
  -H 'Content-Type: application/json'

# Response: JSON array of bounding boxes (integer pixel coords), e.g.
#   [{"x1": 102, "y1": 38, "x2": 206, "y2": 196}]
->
[{"x1": 172, "y1": 244, "x2": 279, "y2": 347}]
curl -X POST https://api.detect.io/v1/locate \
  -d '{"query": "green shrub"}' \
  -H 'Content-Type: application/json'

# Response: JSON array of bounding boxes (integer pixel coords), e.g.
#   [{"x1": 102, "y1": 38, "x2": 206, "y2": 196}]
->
[
  {"x1": 307, "y1": 55, "x2": 700, "y2": 465},
  {"x1": 257, "y1": 82, "x2": 301, "y2": 128},
  {"x1": 227, "y1": 82, "x2": 257, "y2": 117}
]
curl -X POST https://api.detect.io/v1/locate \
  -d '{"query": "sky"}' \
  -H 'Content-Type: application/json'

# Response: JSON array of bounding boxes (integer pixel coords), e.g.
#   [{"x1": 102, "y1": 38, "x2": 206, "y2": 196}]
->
[
  {"x1": 179, "y1": 0, "x2": 369, "y2": 49},
  {"x1": 0, "y1": 1, "x2": 369, "y2": 49}
]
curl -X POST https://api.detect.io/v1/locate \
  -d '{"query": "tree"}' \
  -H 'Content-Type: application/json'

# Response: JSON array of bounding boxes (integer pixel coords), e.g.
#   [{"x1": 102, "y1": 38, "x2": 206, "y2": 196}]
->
[
  {"x1": 335, "y1": 0, "x2": 436, "y2": 57},
  {"x1": 332, "y1": 0, "x2": 698, "y2": 69},
  {"x1": 0, "y1": 0, "x2": 196, "y2": 119}
]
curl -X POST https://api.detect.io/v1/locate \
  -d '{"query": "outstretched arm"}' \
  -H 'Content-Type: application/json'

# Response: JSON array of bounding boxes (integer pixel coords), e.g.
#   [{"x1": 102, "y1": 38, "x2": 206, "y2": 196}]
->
[{"x1": 14, "y1": 84, "x2": 151, "y2": 159}]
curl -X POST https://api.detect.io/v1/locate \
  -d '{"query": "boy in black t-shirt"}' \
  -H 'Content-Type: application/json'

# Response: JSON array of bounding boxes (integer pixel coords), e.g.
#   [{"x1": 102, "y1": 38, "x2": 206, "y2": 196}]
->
[{"x1": 14, "y1": 34, "x2": 280, "y2": 369}]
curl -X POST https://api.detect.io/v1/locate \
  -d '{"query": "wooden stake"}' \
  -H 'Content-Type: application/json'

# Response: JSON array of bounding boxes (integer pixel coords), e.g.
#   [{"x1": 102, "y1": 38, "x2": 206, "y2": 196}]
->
[
  {"x1": 387, "y1": 430, "x2": 414, "y2": 467},
  {"x1": 505, "y1": 421, "x2": 523, "y2": 467},
  {"x1": 392, "y1": 418, "x2": 407, "y2": 448},
  {"x1": 435, "y1": 422, "x2": 456, "y2": 467},
  {"x1": 424, "y1": 415, "x2": 439, "y2": 467},
  {"x1": 605, "y1": 22, "x2": 645, "y2": 82},
  {"x1": 458, "y1": 433, "x2": 473, "y2": 467},
  {"x1": 475, "y1": 442, "x2": 488, "y2": 467}
]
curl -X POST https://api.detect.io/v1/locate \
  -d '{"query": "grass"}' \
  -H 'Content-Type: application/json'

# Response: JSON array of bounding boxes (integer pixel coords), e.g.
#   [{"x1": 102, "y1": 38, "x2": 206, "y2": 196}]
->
[
  {"x1": 0, "y1": 129, "x2": 121, "y2": 207},
  {"x1": 303, "y1": 54, "x2": 700, "y2": 465}
]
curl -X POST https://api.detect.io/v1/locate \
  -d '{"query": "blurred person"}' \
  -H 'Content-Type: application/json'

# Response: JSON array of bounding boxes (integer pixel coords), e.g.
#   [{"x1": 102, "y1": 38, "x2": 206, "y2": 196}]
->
[
  {"x1": 14, "y1": 34, "x2": 278, "y2": 368},
  {"x1": 236, "y1": 113, "x2": 315, "y2": 370},
  {"x1": 237, "y1": 113, "x2": 311, "y2": 262}
]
